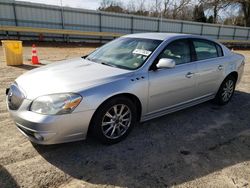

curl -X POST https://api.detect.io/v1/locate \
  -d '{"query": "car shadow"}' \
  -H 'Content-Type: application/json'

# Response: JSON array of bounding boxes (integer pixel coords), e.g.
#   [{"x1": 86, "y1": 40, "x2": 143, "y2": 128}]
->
[
  {"x1": 34, "y1": 90, "x2": 250, "y2": 187},
  {"x1": 0, "y1": 165, "x2": 19, "y2": 188},
  {"x1": 10, "y1": 64, "x2": 41, "y2": 71}
]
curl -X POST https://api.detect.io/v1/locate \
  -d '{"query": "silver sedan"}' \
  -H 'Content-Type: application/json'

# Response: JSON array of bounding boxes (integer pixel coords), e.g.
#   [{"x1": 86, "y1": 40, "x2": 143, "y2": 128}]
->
[{"x1": 6, "y1": 33, "x2": 245, "y2": 145}]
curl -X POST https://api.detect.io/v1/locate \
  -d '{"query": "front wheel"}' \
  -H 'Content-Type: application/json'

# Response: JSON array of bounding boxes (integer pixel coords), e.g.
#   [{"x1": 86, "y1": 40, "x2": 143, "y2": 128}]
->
[
  {"x1": 91, "y1": 97, "x2": 137, "y2": 144},
  {"x1": 214, "y1": 75, "x2": 236, "y2": 105}
]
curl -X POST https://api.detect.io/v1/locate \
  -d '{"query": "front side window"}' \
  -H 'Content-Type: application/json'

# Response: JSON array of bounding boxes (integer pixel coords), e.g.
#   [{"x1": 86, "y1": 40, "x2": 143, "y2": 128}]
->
[
  {"x1": 193, "y1": 39, "x2": 219, "y2": 61},
  {"x1": 158, "y1": 40, "x2": 191, "y2": 65},
  {"x1": 86, "y1": 37, "x2": 162, "y2": 70}
]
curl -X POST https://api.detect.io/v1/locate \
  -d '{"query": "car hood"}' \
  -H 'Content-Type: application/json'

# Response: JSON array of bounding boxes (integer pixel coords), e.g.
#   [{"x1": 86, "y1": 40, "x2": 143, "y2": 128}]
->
[{"x1": 16, "y1": 57, "x2": 132, "y2": 99}]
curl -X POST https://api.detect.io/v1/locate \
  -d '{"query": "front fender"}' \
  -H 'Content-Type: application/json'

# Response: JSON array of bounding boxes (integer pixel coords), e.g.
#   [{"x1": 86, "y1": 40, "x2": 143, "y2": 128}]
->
[{"x1": 75, "y1": 74, "x2": 149, "y2": 117}]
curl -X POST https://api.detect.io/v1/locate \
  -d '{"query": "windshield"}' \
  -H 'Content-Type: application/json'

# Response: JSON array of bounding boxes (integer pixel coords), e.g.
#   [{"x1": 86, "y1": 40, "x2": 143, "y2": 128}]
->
[{"x1": 86, "y1": 37, "x2": 162, "y2": 70}]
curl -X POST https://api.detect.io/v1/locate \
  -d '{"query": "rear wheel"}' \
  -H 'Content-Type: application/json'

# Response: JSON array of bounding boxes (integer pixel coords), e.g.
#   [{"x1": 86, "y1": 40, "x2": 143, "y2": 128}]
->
[
  {"x1": 91, "y1": 97, "x2": 137, "y2": 144},
  {"x1": 214, "y1": 75, "x2": 236, "y2": 105}
]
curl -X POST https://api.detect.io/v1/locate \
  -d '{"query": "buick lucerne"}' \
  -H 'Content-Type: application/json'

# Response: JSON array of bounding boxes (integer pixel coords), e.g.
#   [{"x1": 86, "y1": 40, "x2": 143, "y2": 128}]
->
[{"x1": 6, "y1": 33, "x2": 245, "y2": 144}]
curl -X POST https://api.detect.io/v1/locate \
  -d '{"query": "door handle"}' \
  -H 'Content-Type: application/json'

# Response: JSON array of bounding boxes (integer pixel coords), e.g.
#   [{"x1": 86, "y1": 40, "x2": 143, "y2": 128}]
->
[
  {"x1": 218, "y1": 65, "x2": 223, "y2": 70},
  {"x1": 186, "y1": 72, "x2": 194, "y2": 78}
]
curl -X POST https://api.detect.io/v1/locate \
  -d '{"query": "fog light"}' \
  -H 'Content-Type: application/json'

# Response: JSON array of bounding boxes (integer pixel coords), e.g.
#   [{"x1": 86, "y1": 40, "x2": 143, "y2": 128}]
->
[{"x1": 34, "y1": 133, "x2": 44, "y2": 141}]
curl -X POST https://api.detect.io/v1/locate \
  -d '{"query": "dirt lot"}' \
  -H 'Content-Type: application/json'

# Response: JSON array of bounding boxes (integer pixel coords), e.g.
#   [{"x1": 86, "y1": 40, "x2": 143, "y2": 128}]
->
[{"x1": 0, "y1": 43, "x2": 250, "y2": 188}]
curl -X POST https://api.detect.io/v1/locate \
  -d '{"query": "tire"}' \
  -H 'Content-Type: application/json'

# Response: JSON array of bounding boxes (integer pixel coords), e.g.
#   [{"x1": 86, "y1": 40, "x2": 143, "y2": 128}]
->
[
  {"x1": 91, "y1": 97, "x2": 137, "y2": 144},
  {"x1": 214, "y1": 75, "x2": 236, "y2": 105}
]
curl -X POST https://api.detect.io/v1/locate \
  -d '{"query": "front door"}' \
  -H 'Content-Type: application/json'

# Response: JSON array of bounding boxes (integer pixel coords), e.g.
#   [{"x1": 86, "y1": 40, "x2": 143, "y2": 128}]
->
[{"x1": 148, "y1": 39, "x2": 197, "y2": 114}]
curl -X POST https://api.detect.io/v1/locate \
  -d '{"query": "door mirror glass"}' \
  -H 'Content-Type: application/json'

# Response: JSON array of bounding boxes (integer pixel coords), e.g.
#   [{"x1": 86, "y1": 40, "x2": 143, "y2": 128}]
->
[{"x1": 156, "y1": 58, "x2": 176, "y2": 69}]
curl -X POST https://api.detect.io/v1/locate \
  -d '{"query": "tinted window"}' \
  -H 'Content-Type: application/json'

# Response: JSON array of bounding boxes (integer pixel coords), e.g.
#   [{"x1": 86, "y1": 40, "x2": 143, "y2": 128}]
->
[
  {"x1": 158, "y1": 40, "x2": 191, "y2": 65},
  {"x1": 193, "y1": 40, "x2": 218, "y2": 60},
  {"x1": 216, "y1": 44, "x2": 223, "y2": 57}
]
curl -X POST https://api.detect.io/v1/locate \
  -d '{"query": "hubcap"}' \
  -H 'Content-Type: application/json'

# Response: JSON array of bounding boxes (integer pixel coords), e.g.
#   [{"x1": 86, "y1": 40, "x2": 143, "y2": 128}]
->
[
  {"x1": 101, "y1": 104, "x2": 132, "y2": 139},
  {"x1": 221, "y1": 79, "x2": 234, "y2": 102}
]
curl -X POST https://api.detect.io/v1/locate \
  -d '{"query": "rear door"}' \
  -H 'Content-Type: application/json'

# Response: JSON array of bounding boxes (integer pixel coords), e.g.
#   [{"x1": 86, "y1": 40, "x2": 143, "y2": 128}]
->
[{"x1": 192, "y1": 39, "x2": 225, "y2": 97}]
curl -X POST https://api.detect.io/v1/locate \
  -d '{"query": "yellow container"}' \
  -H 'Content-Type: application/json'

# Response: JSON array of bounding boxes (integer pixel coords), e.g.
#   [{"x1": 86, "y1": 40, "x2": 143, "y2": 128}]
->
[{"x1": 1, "y1": 40, "x2": 23, "y2": 66}]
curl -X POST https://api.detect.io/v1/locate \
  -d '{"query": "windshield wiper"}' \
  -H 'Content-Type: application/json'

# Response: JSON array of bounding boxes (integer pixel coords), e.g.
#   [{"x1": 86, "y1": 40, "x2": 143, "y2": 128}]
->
[
  {"x1": 100, "y1": 62, "x2": 118, "y2": 68},
  {"x1": 85, "y1": 57, "x2": 92, "y2": 61},
  {"x1": 85, "y1": 58, "x2": 120, "y2": 68}
]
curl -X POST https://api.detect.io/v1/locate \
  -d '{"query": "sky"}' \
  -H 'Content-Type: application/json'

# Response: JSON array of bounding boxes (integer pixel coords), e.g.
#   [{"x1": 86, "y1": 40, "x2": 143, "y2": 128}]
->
[
  {"x1": 16, "y1": 0, "x2": 123, "y2": 9},
  {"x1": 15, "y1": 0, "x2": 169, "y2": 10}
]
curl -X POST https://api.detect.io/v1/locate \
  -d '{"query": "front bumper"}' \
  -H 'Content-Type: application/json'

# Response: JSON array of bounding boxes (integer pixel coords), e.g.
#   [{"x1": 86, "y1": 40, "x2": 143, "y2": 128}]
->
[{"x1": 7, "y1": 97, "x2": 95, "y2": 145}]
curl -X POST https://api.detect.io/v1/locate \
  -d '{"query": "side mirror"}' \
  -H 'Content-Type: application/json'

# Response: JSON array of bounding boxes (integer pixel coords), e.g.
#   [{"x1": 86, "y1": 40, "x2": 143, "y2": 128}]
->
[{"x1": 156, "y1": 58, "x2": 176, "y2": 69}]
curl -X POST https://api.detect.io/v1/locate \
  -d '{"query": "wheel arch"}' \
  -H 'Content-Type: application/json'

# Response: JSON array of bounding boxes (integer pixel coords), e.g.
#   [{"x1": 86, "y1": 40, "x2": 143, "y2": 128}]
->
[
  {"x1": 107, "y1": 93, "x2": 142, "y2": 121},
  {"x1": 217, "y1": 71, "x2": 238, "y2": 93},
  {"x1": 227, "y1": 71, "x2": 238, "y2": 82},
  {"x1": 214, "y1": 71, "x2": 238, "y2": 105},
  {"x1": 87, "y1": 93, "x2": 142, "y2": 136}
]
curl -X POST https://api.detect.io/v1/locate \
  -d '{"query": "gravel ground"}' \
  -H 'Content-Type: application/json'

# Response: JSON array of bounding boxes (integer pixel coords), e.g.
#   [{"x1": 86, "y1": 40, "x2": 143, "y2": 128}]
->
[{"x1": 0, "y1": 43, "x2": 250, "y2": 188}]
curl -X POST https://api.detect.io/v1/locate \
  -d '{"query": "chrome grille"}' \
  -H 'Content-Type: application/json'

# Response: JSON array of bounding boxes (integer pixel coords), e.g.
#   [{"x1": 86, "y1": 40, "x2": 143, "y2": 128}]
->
[{"x1": 7, "y1": 84, "x2": 25, "y2": 110}]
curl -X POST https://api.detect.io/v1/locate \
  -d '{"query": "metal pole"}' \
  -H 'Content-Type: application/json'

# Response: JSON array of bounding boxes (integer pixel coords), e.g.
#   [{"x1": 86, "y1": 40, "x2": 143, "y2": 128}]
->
[
  {"x1": 60, "y1": 0, "x2": 66, "y2": 42},
  {"x1": 157, "y1": 19, "x2": 160, "y2": 32},
  {"x1": 159, "y1": 12, "x2": 163, "y2": 32},
  {"x1": 232, "y1": 27, "x2": 237, "y2": 40},
  {"x1": 99, "y1": 12, "x2": 102, "y2": 43},
  {"x1": 12, "y1": 2, "x2": 20, "y2": 39},
  {"x1": 217, "y1": 25, "x2": 221, "y2": 39},
  {"x1": 200, "y1": 24, "x2": 204, "y2": 36},
  {"x1": 12, "y1": 3, "x2": 18, "y2": 26},
  {"x1": 180, "y1": 22, "x2": 184, "y2": 33},
  {"x1": 131, "y1": 16, "x2": 134, "y2": 34}
]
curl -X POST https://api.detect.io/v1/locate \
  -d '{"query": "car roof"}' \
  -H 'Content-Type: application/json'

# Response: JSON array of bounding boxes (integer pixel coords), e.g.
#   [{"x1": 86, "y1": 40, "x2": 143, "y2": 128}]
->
[{"x1": 122, "y1": 32, "x2": 199, "y2": 41}]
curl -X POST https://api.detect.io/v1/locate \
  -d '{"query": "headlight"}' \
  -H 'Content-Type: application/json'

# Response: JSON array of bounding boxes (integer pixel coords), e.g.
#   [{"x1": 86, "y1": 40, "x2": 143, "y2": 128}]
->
[{"x1": 30, "y1": 93, "x2": 82, "y2": 115}]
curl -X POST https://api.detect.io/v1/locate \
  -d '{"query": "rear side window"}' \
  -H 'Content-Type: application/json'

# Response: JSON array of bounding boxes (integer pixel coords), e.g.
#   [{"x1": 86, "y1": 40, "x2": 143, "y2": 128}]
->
[
  {"x1": 158, "y1": 39, "x2": 191, "y2": 65},
  {"x1": 193, "y1": 39, "x2": 220, "y2": 61},
  {"x1": 216, "y1": 44, "x2": 223, "y2": 57}
]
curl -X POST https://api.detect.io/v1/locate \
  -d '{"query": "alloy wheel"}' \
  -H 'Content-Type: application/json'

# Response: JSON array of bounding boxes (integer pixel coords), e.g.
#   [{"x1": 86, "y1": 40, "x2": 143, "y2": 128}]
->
[
  {"x1": 221, "y1": 79, "x2": 234, "y2": 102},
  {"x1": 101, "y1": 104, "x2": 132, "y2": 139}
]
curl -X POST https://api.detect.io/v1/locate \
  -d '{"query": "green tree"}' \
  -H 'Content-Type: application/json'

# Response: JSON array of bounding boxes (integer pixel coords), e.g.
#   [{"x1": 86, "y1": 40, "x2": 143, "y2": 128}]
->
[
  {"x1": 200, "y1": 0, "x2": 231, "y2": 23},
  {"x1": 98, "y1": 0, "x2": 124, "y2": 13},
  {"x1": 235, "y1": 0, "x2": 250, "y2": 27},
  {"x1": 193, "y1": 4, "x2": 207, "y2": 22},
  {"x1": 207, "y1": 15, "x2": 214, "y2": 23}
]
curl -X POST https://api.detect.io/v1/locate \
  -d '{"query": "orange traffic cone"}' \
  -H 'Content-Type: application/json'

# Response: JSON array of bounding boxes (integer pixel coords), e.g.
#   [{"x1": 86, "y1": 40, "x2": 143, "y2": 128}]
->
[{"x1": 31, "y1": 44, "x2": 39, "y2": 64}]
